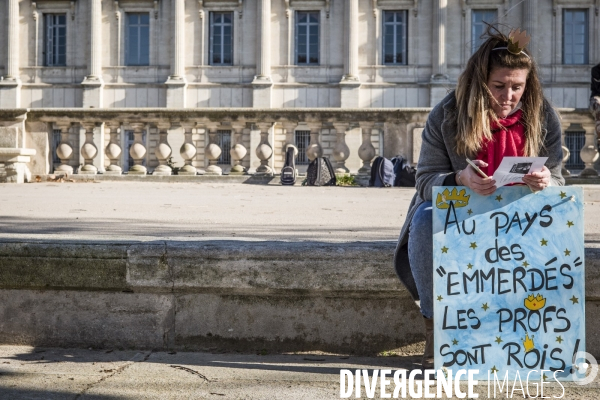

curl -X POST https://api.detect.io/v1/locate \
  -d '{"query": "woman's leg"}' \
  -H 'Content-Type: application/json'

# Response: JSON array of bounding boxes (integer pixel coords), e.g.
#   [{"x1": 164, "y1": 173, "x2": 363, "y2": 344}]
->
[{"x1": 408, "y1": 201, "x2": 434, "y2": 319}]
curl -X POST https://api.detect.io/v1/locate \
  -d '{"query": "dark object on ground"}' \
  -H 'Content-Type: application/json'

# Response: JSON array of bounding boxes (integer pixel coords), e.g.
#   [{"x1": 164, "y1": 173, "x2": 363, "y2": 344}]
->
[
  {"x1": 369, "y1": 155, "x2": 416, "y2": 187},
  {"x1": 305, "y1": 157, "x2": 336, "y2": 186},
  {"x1": 280, "y1": 147, "x2": 297, "y2": 185}
]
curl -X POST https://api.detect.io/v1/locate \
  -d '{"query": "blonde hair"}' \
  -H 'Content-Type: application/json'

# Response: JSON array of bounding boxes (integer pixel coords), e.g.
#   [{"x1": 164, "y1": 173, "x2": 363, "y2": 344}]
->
[{"x1": 455, "y1": 26, "x2": 545, "y2": 157}]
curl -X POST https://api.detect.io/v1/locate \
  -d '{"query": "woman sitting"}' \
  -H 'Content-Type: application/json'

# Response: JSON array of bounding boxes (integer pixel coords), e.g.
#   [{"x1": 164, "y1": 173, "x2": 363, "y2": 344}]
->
[{"x1": 393, "y1": 27, "x2": 564, "y2": 369}]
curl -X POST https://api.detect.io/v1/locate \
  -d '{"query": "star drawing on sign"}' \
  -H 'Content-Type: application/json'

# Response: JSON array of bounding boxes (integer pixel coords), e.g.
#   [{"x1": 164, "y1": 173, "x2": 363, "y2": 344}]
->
[
  {"x1": 467, "y1": 263, "x2": 473, "y2": 269},
  {"x1": 495, "y1": 336, "x2": 503, "y2": 344},
  {"x1": 567, "y1": 221, "x2": 574, "y2": 228},
  {"x1": 467, "y1": 209, "x2": 473, "y2": 215},
  {"x1": 570, "y1": 296, "x2": 579, "y2": 304},
  {"x1": 540, "y1": 238, "x2": 548, "y2": 246},
  {"x1": 437, "y1": 295, "x2": 443, "y2": 301},
  {"x1": 482, "y1": 303, "x2": 489, "y2": 311},
  {"x1": 564, "y1": 249, "x2": 571, "y2": 256},
  {"x1": 522, "y1": 261, "x2": 529, "y2": 268},
  {"x1": 560, "y1": 191, "x2": 567, "y2": 199},
  {"x1": 556, "y1": 336, "x2": 564, "y2": 344},
  {"x1": 491, "y1": 366, "x2": 499, "y2": 374},
  {"x1": 441, "y1": 246, "x2": 449, "y2": 253},
  {"x1": 452, "y1": 339, "x2": 459, "y2": 345},
  {"x1": 495, "y1": 195, "x2": 503, "y2": 202},
  {"x1": 470, "y1": 242, "x2": 477, "y2": 249}
]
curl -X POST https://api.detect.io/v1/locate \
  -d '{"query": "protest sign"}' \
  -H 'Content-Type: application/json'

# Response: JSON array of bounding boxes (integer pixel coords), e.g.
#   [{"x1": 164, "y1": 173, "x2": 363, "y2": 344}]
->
[{"x1": 433, "y1": 186, "x2": 584, "y2": 381}]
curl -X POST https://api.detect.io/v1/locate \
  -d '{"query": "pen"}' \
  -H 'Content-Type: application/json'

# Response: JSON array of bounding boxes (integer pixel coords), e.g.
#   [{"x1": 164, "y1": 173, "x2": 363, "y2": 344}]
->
[{"x1": 465, "y1": 158, "x2": 489, "y2": 179}]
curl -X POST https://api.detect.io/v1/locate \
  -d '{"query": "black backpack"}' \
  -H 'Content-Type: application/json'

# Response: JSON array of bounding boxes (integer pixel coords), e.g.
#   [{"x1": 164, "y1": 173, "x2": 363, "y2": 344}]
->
[
  {"x1": 280, "y1": 147, "x2": 297, "y2": 185},
  {"x1": 391, "y1": 156, "x2": 416, "y2": 187},
  {"x1": 369, "y1": 156, "x2": 395, "y2": 187},
  {"x1": 305, "y1": 157, "x2": 336, "y2": 186},
  {"x1": 369, "y1": 155, "x2": 416, "y2": 187}
]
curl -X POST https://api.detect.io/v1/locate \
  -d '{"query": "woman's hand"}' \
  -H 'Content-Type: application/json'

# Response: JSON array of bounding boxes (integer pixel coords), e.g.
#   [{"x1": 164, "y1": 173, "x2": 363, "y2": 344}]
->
[
  {"x1": 457, "y1": 159, "x2": 497, "y2": 196},
  {"x1": 522, "y1": 166, "x2": 551, "y2": 191}
]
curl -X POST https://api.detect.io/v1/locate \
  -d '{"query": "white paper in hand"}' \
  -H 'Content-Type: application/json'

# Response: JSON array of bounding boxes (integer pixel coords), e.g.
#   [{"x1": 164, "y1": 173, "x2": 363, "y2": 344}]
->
[{"x1": 492, "y1": 156, "x2": 548, "y2": 187}]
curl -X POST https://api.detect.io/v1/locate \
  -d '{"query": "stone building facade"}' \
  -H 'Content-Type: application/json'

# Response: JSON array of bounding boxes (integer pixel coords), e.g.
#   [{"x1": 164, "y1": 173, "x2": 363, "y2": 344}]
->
[{"x1": 0, "y1": 0, "x2": 598, "y2": 181}]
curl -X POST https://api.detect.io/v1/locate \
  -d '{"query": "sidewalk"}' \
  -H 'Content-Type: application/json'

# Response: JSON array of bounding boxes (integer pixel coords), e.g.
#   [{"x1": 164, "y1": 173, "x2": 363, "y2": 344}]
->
[{"x1": 1, "y1": 346, "x2": 599, "y2": 400}]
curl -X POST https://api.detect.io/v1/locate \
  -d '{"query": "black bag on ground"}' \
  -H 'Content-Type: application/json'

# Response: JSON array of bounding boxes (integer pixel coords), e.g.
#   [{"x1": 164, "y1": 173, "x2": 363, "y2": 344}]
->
[
  {"x1": 280, "y1": 147, "x2": 297, "y2": 185},
  {"x1": 369, "y1": 155, "x2": 416, "y2": 187},
  {"x1": 391, "y1": 155, "x2": 416, "y2": 187},
  {"x1": 369, "y1": 156, "x2": 396, "y2": 187},
  {"x1": 305, "y1": 157, "x2": 336, "y2": 186}
]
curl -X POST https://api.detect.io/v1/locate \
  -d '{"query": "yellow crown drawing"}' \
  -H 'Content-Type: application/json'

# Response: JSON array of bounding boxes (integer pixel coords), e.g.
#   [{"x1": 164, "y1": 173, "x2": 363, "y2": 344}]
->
[
  {"x1": 436, "y1": 188, "x2": 470, "y2": 209},
  {"x1": 524, "y1": 294, "x2": 546, "y2": 311},
  {"x1": 507, "y1": 28, "x2": 531, "y2": 55},
  {"x1": 523, "y1": 333, "x2": 535, "y2": 353}
]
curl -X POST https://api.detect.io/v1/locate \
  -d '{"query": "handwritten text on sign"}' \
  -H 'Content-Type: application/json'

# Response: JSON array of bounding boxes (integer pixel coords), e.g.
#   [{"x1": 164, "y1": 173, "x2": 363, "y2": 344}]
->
[{"x1": 432, "y1": 186, "x2": 585, "y2": 380}]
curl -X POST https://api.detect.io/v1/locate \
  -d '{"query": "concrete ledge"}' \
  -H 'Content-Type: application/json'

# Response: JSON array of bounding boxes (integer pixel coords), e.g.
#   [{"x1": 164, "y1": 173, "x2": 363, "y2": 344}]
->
[{"x1": 1, "y1": 239, "x2": 599, "y2": 356}]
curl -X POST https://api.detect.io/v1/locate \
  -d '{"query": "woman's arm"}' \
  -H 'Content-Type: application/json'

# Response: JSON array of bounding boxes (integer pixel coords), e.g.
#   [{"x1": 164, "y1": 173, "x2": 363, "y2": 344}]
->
[{"x1": 542, "y1": 104, "x2": 565, "y2": 187}]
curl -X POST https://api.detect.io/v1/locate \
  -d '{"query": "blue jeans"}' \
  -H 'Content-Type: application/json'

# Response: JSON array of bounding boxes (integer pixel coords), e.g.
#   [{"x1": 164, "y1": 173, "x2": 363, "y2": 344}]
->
[{"x1": 408, "y1": 201, "x2": 433, "y2": 319}]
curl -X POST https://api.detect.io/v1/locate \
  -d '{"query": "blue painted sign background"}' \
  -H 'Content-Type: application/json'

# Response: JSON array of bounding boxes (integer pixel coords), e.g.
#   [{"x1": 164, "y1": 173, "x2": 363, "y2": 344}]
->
[{"x1": 432, "y1": 186, "x2": 585, "y2": 381}]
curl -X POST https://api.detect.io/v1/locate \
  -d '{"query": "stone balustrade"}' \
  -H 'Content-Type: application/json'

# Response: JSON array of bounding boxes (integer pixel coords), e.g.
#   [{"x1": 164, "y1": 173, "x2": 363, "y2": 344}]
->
[{"x1": 0, "y1": 108, "x2": 598, "y2": 183}]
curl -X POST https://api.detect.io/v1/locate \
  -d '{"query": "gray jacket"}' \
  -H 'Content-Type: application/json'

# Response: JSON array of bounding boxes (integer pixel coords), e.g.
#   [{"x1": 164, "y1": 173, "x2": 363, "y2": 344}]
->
[{"x1": 393, "y1": 91, "x2": 565, "y2": 300}]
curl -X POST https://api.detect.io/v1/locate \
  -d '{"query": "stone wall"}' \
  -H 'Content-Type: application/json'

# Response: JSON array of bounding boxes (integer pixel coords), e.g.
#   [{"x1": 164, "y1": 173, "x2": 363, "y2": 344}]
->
[{"x1": 0, "y1": 0, "x2": 598, "y2": 109}]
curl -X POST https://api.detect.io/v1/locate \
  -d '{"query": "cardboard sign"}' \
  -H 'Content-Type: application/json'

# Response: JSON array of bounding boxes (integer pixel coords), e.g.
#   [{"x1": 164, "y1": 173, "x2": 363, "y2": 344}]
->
[{"x1": 433, "y1": 186, "x2": 585, "y2": 381}]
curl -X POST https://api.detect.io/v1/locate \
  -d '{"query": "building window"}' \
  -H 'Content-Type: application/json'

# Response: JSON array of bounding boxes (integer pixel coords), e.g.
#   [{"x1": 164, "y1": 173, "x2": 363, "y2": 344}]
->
[
  {"x1": 44, "y1": 14, "x2": 67, "y2": 66},
  {"x1": 217, "y1": 130, "x2": 231, "y2": 164},
  {"x1": 471, "y1": 9, "x2": 497, "y2": 53},
  {"x1": 295, "y1": 130, "x2": 310, "y2": 165},
  {"x1": 565, "y1": 124, "x2": 585, "y2": 170},
  {"x1": 563, "y1": 9, "x2": 588, "y2": 65},
  {"x1": 295, "y1": 11, "x2": 319, "y2": 65},
  {"x1": 383, "y1": 10, "x2": 408, "y2": 65},
  {"x1": 126, "y1": 13, "x2": 150, "y2": 66},
  {"x1": 210, "y1": 12, "x2": 233, "y2": 65}
]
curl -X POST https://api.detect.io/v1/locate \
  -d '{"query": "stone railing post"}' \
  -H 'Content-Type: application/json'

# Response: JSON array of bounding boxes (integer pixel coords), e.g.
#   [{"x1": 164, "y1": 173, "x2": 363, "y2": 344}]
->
[
  {"x1": 79, "y1": 123, "x2": 99, "y2": 174},
  {"x1": 179, "y1": 123, "x2": 197, "y2": 175},
  {"x1": 205, "y1": 128, "x2": 222, "y2": 175},
  {"x1": 128, "y1": 123, "x2": 147, "y2": 175},
  {"x1": 55, "y1": 123, "x2": 74, "y2": 175},
  {"x1": 306, "y1": 124, "x2": 323, "y2": 162},
  {"x1": 358, "y1": 122, "x2": 376, "y2": 175},
  {"x1": 332, "y1": 122, "x2": 350, "y2": 173},
  {"x1": 580, "y1": 117, "x2": 600, "y2": 178},
  {"x1": 229, "y1": 126, "x2": 247, "y2": 175},
  {"x1": 105, "y1": 123, "x2": 122, "y2": 175},
  {"x1": 153, "y1": 123, "x2": 173, "y2": 175},
  {"x1": 255, "y1": 123, "x2": 273, "y2": 174}
]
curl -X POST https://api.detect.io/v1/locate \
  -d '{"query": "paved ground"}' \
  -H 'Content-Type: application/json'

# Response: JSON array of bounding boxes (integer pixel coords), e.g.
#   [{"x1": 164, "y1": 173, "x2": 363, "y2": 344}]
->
[
  {"x1": 2, "y1": 182, "x2": 600, "y2": 399},
  {"x1": 1, "y1": 346, "x2": 599, "y2": 400},
  {"x1": 1, "y1": 181, "x2": 600, "y2": 243}
]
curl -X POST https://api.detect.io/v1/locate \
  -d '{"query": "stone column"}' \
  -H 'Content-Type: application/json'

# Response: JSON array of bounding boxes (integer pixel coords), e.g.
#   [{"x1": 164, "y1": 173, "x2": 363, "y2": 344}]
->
[
  {"x1": 179, "y1": 123, "x2": 197, "y2": 175},
  {"x1": 255, "y1": 123, "x2": 273, "y2": 174},
  {"x1": 580, "y1": 122, "x2": 599, "y2": 178},
  {"x1": 55, "y1": 123, "x2": 74, "y2": 175},
  {"x1": 153, "y1": 123, "x2": 173, "y2": 175},
  {"x1": 166, "y1": 0, "x2": 187, "y2": 108},
  {"x1": 205, "y1": 128, "x2": 223, "y2": 175},
  {"x1": 230, "y1": 127, "x2": 248, "y2": 175},
  {"x1": 340, "y1": 0, "x2": 360, "y2": 108},
  {"x1": 252, "y1": 0, "x2": 273, "y2": 108},
  {"x1": 79, "y1": 124, "x2": 99, "y2": 174},
  {"x1": 282, "y1": 122, "x2": 299, "y2": 161},
  {"x1": 306, "y1": 124, "x2": 323, "y2": 161},
  {"x1": 105, "y1": 123, "x2": 123, "y2": 175},
  {"x1": 332, "y1": 122, "x2": 350, "y2": 173},
  {"x1": 523, "y1": 0, "x2": 538, "y2": 44},
  {"x1": 128, "y1": 124, "x2": 147, "y2": 175},
  {"x1": 82, "y1": 0, "x2": 104, "y2": 108},
  {"x1": 430, "y1": 0, "x2": 449, "y2": 106},
  {"x1": 0, "y1": 0, "x2": 22, "y2": 107},
  {"x1": 358, "y1": 122, "x2": 376, "y2": 175}
]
